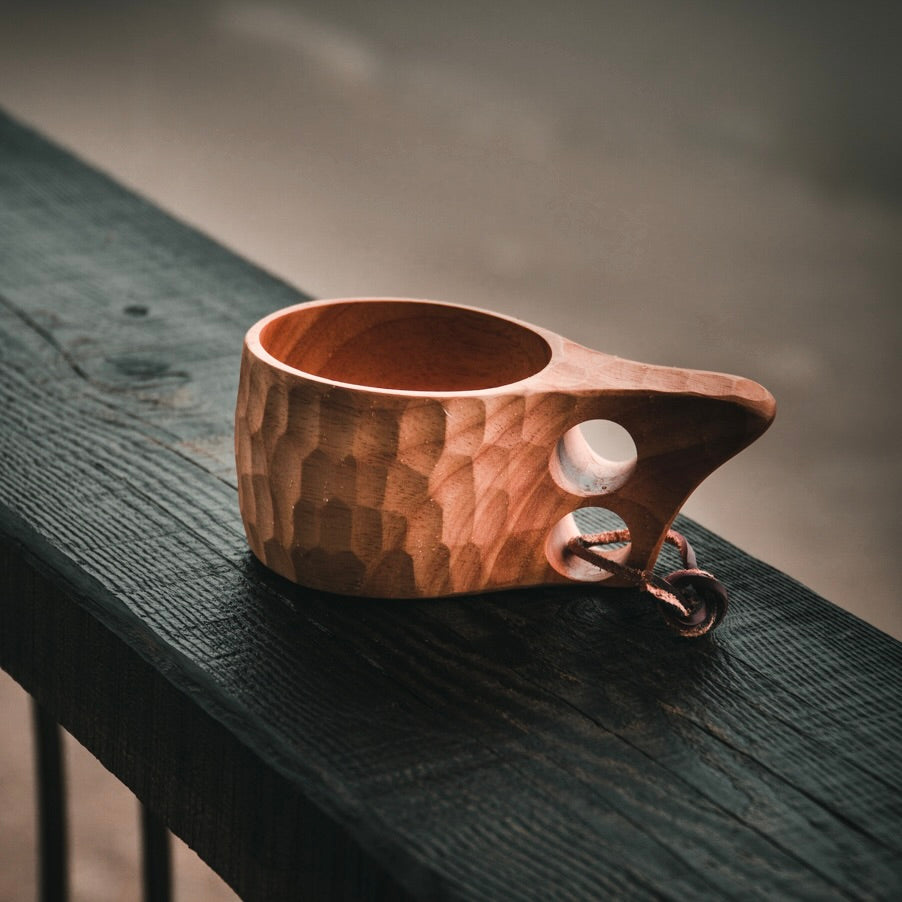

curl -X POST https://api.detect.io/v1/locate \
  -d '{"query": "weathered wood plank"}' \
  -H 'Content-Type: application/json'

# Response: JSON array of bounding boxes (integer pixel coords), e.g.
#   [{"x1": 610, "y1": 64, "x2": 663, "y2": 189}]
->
[{"x1": 2, "y1": 109, "x2": 901, "y2": 899}]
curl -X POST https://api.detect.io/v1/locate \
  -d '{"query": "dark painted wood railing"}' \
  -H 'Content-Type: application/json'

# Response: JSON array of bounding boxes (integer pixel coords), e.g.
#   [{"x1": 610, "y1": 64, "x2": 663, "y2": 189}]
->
[{"x1": 1, "y1": 109, "x2": 900, "y2": 900}]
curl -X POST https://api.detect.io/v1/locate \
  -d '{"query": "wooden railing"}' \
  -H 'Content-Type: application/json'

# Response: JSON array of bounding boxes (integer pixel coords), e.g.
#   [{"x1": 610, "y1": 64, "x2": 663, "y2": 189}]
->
[{"x1": 2, "y1": 109, "x2": 900, "y2": 900}]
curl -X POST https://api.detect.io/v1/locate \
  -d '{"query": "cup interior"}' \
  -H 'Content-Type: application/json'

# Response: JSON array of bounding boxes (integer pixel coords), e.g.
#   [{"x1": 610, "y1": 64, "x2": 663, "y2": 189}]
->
[{"x1": 258, "y1": 300, "x2": 552, "y2": 391}]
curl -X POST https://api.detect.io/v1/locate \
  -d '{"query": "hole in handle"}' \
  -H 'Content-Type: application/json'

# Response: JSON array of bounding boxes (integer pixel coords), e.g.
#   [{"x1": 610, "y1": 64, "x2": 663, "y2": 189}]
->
[
  {"x1": 546, "y1": 507, "x2": 630, "y2": 581},
  {"x1": 549, "y1": 420, "x2": 637, "y2": 497}
]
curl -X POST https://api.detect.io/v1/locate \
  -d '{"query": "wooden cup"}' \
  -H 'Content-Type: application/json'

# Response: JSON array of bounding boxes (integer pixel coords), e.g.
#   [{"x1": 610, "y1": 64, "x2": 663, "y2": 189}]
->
[{"x1": 235, "y1": 298, "x2": 775, "y2": 597}]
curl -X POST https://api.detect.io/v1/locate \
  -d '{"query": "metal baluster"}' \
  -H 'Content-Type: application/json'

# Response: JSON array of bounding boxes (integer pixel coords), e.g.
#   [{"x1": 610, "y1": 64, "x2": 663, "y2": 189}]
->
[
  {"x1": 32, "y1": 701, "x2": 68, "y2": 902},
  {"x1": 140, "y1": 804, "x2": 171, "y2": 902}
]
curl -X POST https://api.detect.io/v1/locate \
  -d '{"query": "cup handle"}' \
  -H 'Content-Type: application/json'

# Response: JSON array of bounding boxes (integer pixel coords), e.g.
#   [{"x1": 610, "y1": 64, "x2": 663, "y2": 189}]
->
[{"x1": 546, "y1": 342, "x2": 776, "y2": 580}]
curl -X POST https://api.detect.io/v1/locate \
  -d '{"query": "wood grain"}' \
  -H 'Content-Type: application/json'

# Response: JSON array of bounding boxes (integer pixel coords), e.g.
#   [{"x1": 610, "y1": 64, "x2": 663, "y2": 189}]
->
[
  {"x1": 1, "y1": 109, "x2": 900, "y2": 900},
  {"x1": 236, "y1": 298, "x2": 774, "y2": 597}
]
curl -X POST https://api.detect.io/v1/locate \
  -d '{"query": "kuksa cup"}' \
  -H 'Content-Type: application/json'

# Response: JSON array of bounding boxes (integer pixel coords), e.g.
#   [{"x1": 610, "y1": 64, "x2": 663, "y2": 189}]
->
[{"x1": 235, "y1": 298, "x2": 775, "y2": 597}]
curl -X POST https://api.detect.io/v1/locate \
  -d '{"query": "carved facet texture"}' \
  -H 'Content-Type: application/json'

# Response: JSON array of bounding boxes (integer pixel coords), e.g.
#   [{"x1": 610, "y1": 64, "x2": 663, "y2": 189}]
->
[{"x1": 235, "y1": 299, "x2": 775, "y2": 597}]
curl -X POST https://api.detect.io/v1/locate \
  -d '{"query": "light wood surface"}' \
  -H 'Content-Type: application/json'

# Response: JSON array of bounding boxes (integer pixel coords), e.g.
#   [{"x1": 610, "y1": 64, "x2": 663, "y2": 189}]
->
[{"x1": 236, "y1": 298, "x2": 775, "y2": 597}]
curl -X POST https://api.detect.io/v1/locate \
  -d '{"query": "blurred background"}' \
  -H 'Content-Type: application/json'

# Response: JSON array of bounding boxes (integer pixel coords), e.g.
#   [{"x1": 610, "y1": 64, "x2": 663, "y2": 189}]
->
[{"x1": 1, "y1": 0, "x2": 899, "y2": 898}]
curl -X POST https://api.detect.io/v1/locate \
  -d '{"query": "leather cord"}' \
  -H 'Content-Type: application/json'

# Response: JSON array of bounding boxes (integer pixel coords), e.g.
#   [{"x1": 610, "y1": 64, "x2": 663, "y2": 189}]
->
[{"x1": 566, "y1": 528, "x2": 728, "y2": 636}]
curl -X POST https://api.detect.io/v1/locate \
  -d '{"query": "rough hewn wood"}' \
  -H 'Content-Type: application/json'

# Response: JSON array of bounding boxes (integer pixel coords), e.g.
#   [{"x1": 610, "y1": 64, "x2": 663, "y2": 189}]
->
[
  {"x1": 236, "y1": 298, "x2": 774, "y2": 597},
  {"x1": 1, "y1": 110, "x2": 901, "y2": 900}
]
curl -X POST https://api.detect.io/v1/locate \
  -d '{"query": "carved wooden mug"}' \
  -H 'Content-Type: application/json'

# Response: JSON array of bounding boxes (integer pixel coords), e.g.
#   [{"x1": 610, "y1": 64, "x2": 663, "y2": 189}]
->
[{"x1": 235, "y1": 298, "x2": 775, "y2": 609}]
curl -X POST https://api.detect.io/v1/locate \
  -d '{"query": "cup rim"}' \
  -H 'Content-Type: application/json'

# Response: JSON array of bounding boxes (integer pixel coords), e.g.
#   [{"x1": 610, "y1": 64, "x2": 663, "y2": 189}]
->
[{"x1": 243, "y1": 297, "x2": 560, "y2": 397}]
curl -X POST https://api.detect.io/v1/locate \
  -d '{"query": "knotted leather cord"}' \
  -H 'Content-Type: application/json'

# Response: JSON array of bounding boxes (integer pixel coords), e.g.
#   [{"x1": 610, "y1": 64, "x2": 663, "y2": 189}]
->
[{"x1": 566, "y1": 528, "x2": 711, "y2": 620}]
